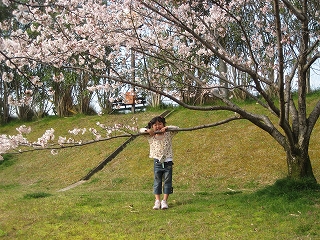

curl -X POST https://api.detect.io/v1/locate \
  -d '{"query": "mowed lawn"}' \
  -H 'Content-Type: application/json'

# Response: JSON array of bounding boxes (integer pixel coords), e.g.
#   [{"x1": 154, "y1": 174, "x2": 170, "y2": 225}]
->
[{"x1": 1, "y1": 102, "x2": 320, "y2": 239}]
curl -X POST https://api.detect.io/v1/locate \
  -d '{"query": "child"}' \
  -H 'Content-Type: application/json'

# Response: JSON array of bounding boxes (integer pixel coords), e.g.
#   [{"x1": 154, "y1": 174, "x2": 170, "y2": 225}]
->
[{"x1": 139, "y1": 116, "x2": 179, "y2": 210}]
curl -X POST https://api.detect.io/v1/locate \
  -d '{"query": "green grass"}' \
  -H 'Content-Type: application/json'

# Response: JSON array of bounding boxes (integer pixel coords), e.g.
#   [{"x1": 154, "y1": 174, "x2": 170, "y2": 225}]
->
[{"x1": 0, "y1": 104, "x2": 320, "y2": 239}]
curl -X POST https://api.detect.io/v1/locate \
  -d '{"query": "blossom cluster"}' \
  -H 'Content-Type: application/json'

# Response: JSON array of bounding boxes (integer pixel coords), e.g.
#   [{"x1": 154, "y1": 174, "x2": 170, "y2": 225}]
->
[
  {"x1": 8, "y1": 94, "x2": 33, "y2": 107},
  {"x1": 0, "y1": 116, "x2": 140, "y2": 159},
  {"x1": 0, "y1": 0, "x2": 294, "y2": 94},
  {"x1": 0, "y1": 133, "x2": 29, "y2": 160}
]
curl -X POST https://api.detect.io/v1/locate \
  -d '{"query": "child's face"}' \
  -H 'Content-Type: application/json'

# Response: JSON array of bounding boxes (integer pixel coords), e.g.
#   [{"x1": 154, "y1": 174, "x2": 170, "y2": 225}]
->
[{"x1": 152, "y1": 121, "x2": 164, "y2": 132}]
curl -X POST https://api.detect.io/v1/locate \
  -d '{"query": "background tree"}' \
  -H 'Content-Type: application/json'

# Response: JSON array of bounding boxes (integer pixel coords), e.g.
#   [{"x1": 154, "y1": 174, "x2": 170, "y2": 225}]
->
[
  {"x1": 0, "y1": 2, "x2": 14, "y2": 123},
  {"x1": 0, "y1": 0, "x2": 320, "y2": 181}
]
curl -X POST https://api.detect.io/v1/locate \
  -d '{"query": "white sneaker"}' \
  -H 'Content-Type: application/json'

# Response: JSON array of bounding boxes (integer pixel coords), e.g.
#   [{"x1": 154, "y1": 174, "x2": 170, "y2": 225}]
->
[
  {"x1": 161, "y1": 200, "x2": 168, "y2": 210},
  {"x1": 153, "y1": 200, "x2": 161, "y2": 210}
]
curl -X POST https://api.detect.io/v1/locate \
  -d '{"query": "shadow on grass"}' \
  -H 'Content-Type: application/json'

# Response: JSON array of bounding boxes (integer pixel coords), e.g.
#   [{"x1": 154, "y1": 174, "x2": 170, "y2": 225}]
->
[
  {"x1": 23, "y1": 192, "x2": 53, "y2": 199},
  {"x1": 239, "y1": 177, "x2": 320, "y2": 211},
  {"x1": 0, "y1": 154, "x2": 16, "y2": 169},
  {"x1": 254, "y1": 177, "x2": 320, "y2": 199}
]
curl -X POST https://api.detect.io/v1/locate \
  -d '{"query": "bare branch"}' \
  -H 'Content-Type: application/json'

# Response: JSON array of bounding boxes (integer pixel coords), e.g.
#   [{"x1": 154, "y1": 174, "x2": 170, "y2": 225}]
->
[
  {"x1": 304, "y1": 52, "x2": 320, "y2": 73},
  {"x1": 281, "y1": 0, "x2": 306, "y2": 21}
]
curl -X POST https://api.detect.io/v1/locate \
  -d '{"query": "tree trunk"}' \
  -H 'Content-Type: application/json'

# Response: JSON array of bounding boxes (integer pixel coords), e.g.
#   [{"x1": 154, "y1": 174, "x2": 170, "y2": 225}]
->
[
  {"x1": 286, "y1": 147, "x2": 316, "y2": 181},
  {"x1": 218, "y1": 58, "x2": 228, "y2": 98},
  {"x1": 54, "y1": 84, "x2": 74, "y2": 117},
  {"x1": 77, "y1": 72, "x2": 93, "y2": 115},
  {"x1": 0, "y1": 80, "x2": 10, "y2": 123},
  {"x1": 150, "y1": 92, "x2": 161, "y2": 107}
]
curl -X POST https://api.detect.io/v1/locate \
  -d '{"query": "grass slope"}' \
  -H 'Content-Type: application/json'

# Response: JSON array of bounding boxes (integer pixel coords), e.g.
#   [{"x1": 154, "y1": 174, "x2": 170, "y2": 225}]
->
[{"x1": 0, "y1": 101, "x2": 320, "y2": 239}]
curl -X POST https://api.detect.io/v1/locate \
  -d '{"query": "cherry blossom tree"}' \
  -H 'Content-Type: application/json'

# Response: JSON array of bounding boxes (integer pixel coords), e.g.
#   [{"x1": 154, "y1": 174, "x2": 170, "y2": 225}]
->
[{"x1": 1, "y1": 0, "x2": 320, "y2": 181}]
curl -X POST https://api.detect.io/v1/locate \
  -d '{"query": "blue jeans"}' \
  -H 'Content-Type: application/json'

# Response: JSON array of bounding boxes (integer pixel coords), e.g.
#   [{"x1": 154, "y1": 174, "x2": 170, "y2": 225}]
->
[{"x1": 153, "y1": 159, "x2": 173, "y2": 194}]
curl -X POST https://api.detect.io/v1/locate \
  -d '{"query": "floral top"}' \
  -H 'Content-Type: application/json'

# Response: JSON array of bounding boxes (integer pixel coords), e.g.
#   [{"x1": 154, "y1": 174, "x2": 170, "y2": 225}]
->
[{"x1": 140, "y1": 126, "x2": 178, "y2": 162}]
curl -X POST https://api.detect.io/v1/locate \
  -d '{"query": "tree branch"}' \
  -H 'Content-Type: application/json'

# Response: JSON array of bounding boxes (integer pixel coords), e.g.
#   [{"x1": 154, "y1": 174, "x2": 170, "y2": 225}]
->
[
  {"x1": 307, "y1": 100, "x2": 320, "y2": 136},
  {"x1": 5, "y1": 116, "x2": 242, "y2": 154},
  {"x1": 281, "y1": 0, "x2": 306, "y2": 21},
  {"x1": 304, "y1": 52, "x2": 320, "y2": 73}
]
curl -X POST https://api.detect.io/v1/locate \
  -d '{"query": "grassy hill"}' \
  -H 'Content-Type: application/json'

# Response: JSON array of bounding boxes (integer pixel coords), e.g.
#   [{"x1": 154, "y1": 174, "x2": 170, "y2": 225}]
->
[{"x1": 1, "y1": 98, "x2": 320, "y2": 239}]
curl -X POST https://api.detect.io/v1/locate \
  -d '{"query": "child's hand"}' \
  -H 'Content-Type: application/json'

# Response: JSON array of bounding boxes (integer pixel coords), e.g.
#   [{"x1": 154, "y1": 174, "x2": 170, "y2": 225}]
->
[
  {"x1": 147, "y1": 128, "x2": 155, "y2": 136},
  {"x1": 160, "y1": 126, "x2": 168, "y2": 133}
]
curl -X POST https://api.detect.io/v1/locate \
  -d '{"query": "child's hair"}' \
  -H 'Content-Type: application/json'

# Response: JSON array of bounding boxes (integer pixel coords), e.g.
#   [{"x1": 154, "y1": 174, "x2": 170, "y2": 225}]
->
[{"x1": 147, "y1": 116, "x2": 166, "y2": 129}]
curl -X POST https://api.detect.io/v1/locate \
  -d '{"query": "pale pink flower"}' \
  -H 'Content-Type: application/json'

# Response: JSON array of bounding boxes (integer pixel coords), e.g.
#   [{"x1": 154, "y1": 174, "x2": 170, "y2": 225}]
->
[{"x1": 16, "y1": 125, "x2": 32, "y2": 135}]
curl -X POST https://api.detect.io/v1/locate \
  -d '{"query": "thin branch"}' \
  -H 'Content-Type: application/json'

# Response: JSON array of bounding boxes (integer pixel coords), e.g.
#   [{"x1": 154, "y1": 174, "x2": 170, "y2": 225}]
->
[
  {"x1": 304, "y1": 52, "x2": 320, "y2": 73},
  {"x1": 5, "y1": 116, "x2": 242, "y2": 154}
]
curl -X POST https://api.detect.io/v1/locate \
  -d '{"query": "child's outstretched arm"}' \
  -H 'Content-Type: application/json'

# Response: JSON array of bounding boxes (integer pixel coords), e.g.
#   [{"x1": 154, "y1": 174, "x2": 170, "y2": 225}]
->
[{"x1": 139, "y1": 126, "x2": 178, "y2": 136}]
